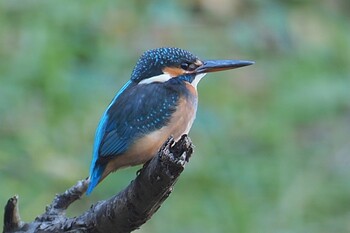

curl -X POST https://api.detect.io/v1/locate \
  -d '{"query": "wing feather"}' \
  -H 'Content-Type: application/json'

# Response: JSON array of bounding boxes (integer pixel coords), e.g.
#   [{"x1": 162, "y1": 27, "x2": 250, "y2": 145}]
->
[{"x1": 97, "y1": 82, "x2": 179, "y2": 160}]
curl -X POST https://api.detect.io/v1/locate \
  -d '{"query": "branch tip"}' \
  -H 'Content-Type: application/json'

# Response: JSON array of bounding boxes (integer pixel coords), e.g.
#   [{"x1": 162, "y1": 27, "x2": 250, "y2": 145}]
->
[{"x1": 4, "y1": 195, "x2": 23, "y2": 232}]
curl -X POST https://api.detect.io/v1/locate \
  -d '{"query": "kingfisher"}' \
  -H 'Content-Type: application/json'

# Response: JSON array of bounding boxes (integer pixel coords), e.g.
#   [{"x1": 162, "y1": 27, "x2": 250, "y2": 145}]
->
[{"x1": 86, "y1": 47, "x2": 253, "y2": 194}]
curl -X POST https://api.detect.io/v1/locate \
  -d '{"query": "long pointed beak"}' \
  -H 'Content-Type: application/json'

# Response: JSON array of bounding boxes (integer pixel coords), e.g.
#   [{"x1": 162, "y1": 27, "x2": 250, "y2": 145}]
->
[{"x1": 195, "y1": 60, "x2": 254, "y2": 74}]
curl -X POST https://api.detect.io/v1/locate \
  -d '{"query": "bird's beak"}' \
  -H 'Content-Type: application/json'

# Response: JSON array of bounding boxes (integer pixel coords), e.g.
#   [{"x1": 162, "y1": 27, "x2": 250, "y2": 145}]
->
[{"x1": 195, "y1": 60, "x2": 254, "y2": 74}]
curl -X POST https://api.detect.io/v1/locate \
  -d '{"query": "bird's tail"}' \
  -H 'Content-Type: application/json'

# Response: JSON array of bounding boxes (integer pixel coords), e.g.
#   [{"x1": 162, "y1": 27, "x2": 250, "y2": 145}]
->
[{"x1": 86, "y1": 164, "x2": 106, "y2": 195}]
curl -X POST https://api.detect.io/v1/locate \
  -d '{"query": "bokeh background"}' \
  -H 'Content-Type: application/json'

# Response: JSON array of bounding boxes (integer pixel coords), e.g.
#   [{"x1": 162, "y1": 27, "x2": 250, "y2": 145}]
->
[{"x1": 1, "y1": 0, "x2": 350, "y2": 232}]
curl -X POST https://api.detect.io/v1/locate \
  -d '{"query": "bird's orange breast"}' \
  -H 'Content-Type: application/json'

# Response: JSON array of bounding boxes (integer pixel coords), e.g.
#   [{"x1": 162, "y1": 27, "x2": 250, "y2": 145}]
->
[{"x1": 102, "y1": 87, "x2": 198, "y2": 179}]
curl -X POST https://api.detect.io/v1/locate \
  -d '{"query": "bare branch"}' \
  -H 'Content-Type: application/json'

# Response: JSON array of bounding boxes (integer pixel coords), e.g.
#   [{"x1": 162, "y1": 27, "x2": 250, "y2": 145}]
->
[{"x1": 3, "y1": 135, "x2": 193, "y2": 233}]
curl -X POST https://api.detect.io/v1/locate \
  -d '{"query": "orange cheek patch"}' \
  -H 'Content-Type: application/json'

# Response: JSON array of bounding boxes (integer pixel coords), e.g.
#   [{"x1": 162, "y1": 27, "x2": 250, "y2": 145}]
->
[
  {"x1": 163, "y1": 67, "x2": 185, "y2": 77},
  {"x1": 194, "y1": 60, "x2": 203, "y2": 66}
]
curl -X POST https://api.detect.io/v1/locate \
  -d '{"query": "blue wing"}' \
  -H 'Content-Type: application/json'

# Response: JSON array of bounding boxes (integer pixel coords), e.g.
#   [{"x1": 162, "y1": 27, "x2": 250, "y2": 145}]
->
[
  {"x1": 87, "y1": 81, "x2": 179, "y2": 194},
  {"x1": 87, "y1": 80, "x2": 132, "y2": 194}
]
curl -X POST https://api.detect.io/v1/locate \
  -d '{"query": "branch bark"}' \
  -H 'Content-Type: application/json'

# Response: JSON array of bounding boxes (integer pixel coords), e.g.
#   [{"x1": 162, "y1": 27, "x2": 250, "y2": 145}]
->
[{"x1": 3, "y1": 135, "x2": 193, "y2": 233}]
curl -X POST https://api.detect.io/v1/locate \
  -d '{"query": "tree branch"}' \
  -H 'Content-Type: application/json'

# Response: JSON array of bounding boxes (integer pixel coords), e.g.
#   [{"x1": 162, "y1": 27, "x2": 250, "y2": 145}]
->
[{"x1": 3, "y1": 135, "x2": 193, "y2": 233}]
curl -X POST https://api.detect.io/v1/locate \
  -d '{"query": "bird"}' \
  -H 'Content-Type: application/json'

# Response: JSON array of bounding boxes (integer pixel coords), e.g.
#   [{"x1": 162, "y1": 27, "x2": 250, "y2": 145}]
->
[{"x1": 86, "y1": 47, "x2": 253, "y2": 194}]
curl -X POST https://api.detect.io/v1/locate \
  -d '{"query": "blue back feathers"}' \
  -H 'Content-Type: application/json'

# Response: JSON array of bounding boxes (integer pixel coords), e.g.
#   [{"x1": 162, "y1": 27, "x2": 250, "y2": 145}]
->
[
  {"x1": 87, "y1": 81, "x2": 184, "y2": 194},
  {"x1": 87, "y1": 80, "x2": 133, "y2": 194}
]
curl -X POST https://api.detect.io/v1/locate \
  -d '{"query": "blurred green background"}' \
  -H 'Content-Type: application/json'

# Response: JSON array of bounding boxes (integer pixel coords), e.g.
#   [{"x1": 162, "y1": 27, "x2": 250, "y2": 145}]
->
[{"x1": 1, "y1": 0, "x2": 350, "y2": 232}]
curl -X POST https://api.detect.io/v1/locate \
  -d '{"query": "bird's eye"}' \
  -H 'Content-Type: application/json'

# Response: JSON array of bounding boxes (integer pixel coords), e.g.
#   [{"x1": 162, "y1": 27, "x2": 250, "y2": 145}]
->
[
  {"x1": 181, "y1": 62, "x2": 189, "y2": 70},
  {"x1": 181, "y1": 62, "x2": 197, "y2": 71}
]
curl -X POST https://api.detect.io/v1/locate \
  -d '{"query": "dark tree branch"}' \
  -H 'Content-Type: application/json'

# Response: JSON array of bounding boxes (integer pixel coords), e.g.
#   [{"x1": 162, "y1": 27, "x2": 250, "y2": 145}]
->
[
  {"x1": 3, "y1": 196, "x2": 23, "y2": 232},
  {"x1": 3, "y1": 135, "x2": 193, "y2": 233}
]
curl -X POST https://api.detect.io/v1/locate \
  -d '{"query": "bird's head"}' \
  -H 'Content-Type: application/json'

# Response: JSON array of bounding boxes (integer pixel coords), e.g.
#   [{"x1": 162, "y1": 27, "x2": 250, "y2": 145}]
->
[{"x1": 131, "y1": 47, "x2": 253, "y2": 87}]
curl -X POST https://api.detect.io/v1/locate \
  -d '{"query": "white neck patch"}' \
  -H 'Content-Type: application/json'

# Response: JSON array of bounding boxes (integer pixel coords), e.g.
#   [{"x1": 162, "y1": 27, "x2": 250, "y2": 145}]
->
[
  {"x1": 191, "y1": 73, "x2": 206, "y2": 89},
  {"x1": 138, "y1": 73, "x2": 173, "y2": 85},
  {"x1": 138, "y1": 72, "x2": 207, "y2": 88}
]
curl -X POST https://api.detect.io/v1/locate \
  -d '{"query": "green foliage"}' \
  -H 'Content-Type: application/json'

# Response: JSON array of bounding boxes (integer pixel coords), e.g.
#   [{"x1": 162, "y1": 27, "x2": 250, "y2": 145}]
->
[{"x1": 1, "y1": 0, "x2": 350, "y2": 232}]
